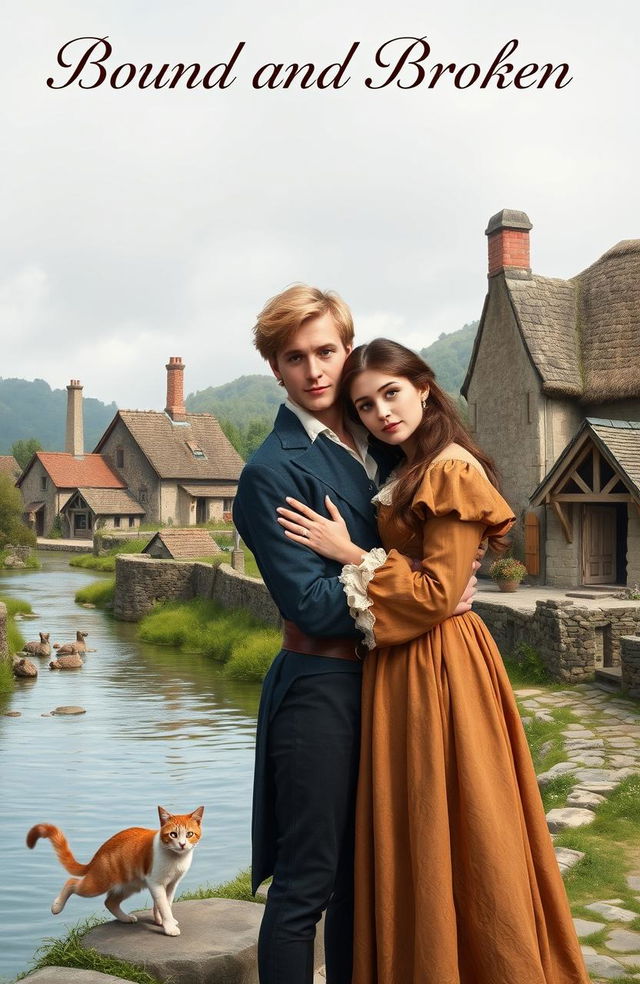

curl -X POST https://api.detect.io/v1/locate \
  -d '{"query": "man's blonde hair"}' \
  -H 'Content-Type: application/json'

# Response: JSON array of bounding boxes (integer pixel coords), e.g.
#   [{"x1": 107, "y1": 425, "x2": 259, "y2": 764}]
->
[{"x1": 253, "y1": 284, "x2": 354, "y2": 361}]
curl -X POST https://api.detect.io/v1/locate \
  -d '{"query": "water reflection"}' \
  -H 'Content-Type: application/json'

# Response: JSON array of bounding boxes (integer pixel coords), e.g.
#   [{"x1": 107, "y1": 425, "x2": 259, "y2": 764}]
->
[{"x1": 0, "y1": 553, "x2": 262, "y2": 982}]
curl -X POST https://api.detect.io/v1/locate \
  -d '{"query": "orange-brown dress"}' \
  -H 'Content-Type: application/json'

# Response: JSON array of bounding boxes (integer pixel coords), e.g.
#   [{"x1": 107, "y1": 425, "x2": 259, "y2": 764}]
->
[{"x1": 341, "y1": 459, "x2": 590, "y2": 984}]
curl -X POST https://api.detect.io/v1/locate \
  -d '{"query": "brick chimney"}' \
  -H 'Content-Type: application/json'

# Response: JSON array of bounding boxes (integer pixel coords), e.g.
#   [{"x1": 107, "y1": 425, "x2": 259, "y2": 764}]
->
[
  {"x1": 65, "y1": 379, "x2": 84, "y2": 458},
  {"x1": 485, "y1": 209, "x2": 532, "y2": 278},
  {"x1": 165, "y1": 357, "x2": 187, "y2": 422}
]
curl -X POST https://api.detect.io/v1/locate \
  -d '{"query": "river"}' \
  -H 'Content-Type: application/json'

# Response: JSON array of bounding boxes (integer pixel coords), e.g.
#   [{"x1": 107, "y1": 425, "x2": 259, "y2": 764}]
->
[{"x1": 0, "y1": 552, "x2": 262, "y2": 983}]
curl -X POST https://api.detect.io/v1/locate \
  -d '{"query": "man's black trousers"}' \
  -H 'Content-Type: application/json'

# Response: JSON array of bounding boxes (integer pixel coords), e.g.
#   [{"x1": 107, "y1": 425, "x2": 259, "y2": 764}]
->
[{"x1": 257, "y1": 670, "x2": 362, "y2": 984}]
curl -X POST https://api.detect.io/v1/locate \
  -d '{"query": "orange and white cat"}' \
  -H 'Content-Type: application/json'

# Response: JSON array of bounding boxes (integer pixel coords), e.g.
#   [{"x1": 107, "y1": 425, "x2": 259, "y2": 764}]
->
[{"x1": 26, "y1": 806, "x2": 204, "y2": 936}]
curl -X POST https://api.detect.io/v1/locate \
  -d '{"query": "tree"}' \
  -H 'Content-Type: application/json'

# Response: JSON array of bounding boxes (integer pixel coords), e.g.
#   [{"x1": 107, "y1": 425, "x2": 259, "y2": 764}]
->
[
  {"x1": 11, "y1": 438, "x2": 42, "y2": 470},
  {"x1": 0, "y1": 474, "x2": 36, "y2": 548}
]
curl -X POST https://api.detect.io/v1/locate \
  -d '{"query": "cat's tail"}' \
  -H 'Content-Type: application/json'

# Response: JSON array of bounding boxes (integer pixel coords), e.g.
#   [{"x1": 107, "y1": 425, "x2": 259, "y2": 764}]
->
[{"x1": 26, "y1": 824, "x2": 88, "y2": 875}]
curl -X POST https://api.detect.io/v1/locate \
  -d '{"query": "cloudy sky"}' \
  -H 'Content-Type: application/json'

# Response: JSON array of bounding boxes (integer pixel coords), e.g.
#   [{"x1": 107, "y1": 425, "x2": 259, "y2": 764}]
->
[{"x1": 2, "y1": 0, "x2": 638, "y2": 410}]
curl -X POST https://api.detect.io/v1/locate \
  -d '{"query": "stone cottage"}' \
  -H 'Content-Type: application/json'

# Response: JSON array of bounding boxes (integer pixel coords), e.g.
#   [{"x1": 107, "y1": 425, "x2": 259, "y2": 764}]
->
[
  {"x1": 17, "y1": 381, "x2": 132, "y2": 538},
  {"x1": 18, "y1": 360, "x2": 243, "y2": 537},
  {"x1": 462, "y1": 210, "x2": 640, "y2": 587},
  {"x1": 94, "y1": 358, "x2": 243, "y2": 526}
]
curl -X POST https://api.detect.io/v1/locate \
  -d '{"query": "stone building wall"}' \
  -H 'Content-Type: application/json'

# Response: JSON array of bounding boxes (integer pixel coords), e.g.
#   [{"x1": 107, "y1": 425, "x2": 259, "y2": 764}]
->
[
  {"x1": 99, "y1": 419, "x2": 160, "y2": 522},
  {"x1": 19, "y1": 461, "x2": 72, "y2": 537},
  {"x1": 621, "y1": 635, "x2": 640, "y2": 698},
  {"x1": 114, "y1": 555, "x2": 281, "y2": 627},
  {"x1": 475, "y1": 599, "x2": 640, "y2": 682},
  {"x1": 466, "y1": 278, "x2": 544, "y2": 547},
  {"x1": 0, "y1": 601, "x2": 7, "y2": 658}
]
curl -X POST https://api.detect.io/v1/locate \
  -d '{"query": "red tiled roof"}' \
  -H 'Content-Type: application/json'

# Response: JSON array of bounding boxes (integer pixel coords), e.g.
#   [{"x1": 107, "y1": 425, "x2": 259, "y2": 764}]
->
[{"x1": 36, "y1": 453, "x2": 126, "y2": 489}]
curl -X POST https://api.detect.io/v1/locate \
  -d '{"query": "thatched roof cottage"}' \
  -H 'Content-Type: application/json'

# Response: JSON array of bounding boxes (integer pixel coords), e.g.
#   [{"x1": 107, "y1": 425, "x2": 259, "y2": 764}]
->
[{"x1": 463, "y1": 210, "x2": 640, "y2": 588}]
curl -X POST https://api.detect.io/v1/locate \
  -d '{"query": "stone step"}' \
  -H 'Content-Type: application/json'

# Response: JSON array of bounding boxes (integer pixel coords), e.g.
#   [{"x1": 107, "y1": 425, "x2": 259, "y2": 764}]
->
[
  {"x1": 81, "y1": 898, "x2": 264, "y2": 984},
  {"x1": 595, "y1": 667, "x2": 623, "y2": 692}
]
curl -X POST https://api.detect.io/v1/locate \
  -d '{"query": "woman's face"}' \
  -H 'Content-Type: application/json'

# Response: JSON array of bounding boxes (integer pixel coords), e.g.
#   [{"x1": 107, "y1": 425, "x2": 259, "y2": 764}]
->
[{"x1": 350, "y1": 369, "x2": 428, "y2": 455}]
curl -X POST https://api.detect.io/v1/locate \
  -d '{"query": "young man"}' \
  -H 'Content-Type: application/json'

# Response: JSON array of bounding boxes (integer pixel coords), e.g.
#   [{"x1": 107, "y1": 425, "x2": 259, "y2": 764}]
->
[{"x1": 233, "y1": 285, "x2": 475, "y2": 984}]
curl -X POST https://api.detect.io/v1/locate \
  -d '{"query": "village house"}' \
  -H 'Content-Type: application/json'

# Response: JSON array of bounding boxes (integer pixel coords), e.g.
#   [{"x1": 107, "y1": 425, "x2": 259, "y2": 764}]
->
[
  {"x1": 462, "y1": 210, "x2": 640, "y2": 588},
  {"x1": 94, "y1": 357, "x2": 243, "y2": 526},
  {"x1": 18, "y1": 359, "x2": 243, "y2": 537},
  {"x1": 17, "y1": 381, "x2": 135, "y2": 537}
]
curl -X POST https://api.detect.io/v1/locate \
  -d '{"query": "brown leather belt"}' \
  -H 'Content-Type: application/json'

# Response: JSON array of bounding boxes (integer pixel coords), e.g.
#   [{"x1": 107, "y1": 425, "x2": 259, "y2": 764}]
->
[{"x1": 282, "y1": 620, "x2": 362, "y2": 661}]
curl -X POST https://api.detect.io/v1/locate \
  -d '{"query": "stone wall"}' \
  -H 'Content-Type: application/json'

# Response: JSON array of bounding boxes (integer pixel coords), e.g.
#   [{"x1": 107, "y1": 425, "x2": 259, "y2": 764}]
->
[
  {"x1": 621, "y1": 635, "x2": 640, "y2": 698},
  {"x1": 475, "y1": 599, "x2": 640, "y2": 682},
  {"x1": 94, "y1": 530, "x2": 151, "y2": 556},
  {"x1": 114, "y1": 555, "x2": 281, "y2": 627},
  {"x1": 545, "y1": 504, "x2": 580, "y2": 587},
  {"x1": 0, "y1": 601, "x2": 7, "y2": 657}
]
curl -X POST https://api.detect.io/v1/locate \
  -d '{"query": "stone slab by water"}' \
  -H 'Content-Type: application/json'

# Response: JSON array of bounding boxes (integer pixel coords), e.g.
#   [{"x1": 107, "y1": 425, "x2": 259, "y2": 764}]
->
[
  {"x1": 20, "y1": 970, "x2": 134, "y2": 984},
  {"x1": 83, "y1": 898, "x2": 263, "y2": 984}
]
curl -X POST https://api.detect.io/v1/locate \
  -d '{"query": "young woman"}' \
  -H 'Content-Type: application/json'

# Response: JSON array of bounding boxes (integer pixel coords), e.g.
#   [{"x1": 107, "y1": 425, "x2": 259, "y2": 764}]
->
[{"x1": 277, "y1": 339, "x2": 589, "y2": 984}]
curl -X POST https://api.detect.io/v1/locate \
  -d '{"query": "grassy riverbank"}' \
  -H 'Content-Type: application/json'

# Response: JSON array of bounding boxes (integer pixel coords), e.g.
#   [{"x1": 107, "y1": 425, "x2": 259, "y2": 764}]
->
[
  {"x1": 0, "y1": 547, "x2": 39, "y2": 570},
  {"x1": 75, "y1": 579, "x2": 116, "y2": 608},
  {"x1": 0, "y1": 596, "x2": 33, "y2": 696},
  {"x1": 70, "y1": 539, "x2": 148, "y2": 572},
  {"x1": 137, "y1": 598, "x2": 280, "y2": 681}
]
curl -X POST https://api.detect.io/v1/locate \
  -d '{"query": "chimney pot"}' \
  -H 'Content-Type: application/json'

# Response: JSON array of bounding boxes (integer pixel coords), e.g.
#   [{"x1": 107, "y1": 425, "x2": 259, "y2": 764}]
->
[
  {"x1": 165, "y1": 357, "x2": 187, "y2": 422},
  {"x1": 485, "y1": 209, "x2": 532, "y2": 278}
]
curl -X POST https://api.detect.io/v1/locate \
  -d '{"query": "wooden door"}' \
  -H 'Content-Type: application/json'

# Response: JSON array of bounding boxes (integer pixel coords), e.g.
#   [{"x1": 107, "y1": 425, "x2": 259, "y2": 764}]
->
[
  {"x1": 582, "y1": 506, "x2": 616, "y2": 584},
  {"x1": 196, "y1": 497, "x2": 207, "y2": 524}
]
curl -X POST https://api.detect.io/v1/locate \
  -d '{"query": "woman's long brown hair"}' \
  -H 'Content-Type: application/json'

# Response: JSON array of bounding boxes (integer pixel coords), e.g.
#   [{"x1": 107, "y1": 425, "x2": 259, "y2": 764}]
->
[{"x1": 341, "y1": 338, "x2": 503, "y2": 539}]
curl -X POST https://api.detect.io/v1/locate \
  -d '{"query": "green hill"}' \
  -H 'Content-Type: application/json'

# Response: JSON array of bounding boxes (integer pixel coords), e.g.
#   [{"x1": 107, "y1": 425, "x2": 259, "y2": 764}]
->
[
  {"x1": 186, "y1": 374, "x2": 282, "y2": 421},
  {"x1": 419, "y1": 321, "x2": 478, "y2": 394},
  {"x1": 0, "y1": 377, "x2": 116, "y2": 454},
  {"x1": 0, "y1": 322, "x2": 478, "y2": 460}
]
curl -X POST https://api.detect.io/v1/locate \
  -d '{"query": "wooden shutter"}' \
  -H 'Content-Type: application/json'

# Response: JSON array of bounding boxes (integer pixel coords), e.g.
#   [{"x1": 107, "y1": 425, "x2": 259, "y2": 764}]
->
[{"x1": 524, "y1": 511, "x2": 540, "y2": 575}]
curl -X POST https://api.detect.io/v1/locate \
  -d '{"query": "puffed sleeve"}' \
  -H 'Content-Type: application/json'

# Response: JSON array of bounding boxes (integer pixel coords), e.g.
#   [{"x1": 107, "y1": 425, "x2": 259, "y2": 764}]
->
[{"x1": 339, "y1": 460, "x2": 515, "y2": 649}]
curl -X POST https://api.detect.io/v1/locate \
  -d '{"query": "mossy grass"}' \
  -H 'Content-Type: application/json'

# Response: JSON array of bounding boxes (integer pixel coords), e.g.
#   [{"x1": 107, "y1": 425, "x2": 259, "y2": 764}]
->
[
  {"x1": 138, "y1": 598, "x2": 279, "y2": 681},
  {"x1": 70, "y1": 538, "x2": 148, "y2": 572},
  {"x1": 193, "y1": 547, "x2": 261, "y2": 579},
  {"x1": 0, "y1": 547, "x2": 39, "y2": 569},
  {"x1": 179, "y1": 867, "x2": 263, "y2": 904},
  {"x1": 18, "y1": 915, "x2": 163, "y2": 984},
  {"x1": 503, "y1": 642, "x2": 561, "y2": 688},
  {"x1": 0, "y1": 595, "x2": 31, "y2": 657},
  {"x1": 0, "y1": 596, "x2": 33, "y2": 617},
  {"x1": 0, "y1": 655, "x2": 14, "y2": 696},
  {"x1": 75, "y1": 578, "x2": 115, "y2": 608},
  {"x1": 540, "y1": 773, "x2": 577, "y2": 813},
  {"x1": 521, "y1": 706, "x2": 579, "y2": 772},
  {"x1": 556, "y1": 776, "x2": 640, "y2": 912},
  {"x1": 227, "y1": 628, "x2": 283, "y2": 681}
]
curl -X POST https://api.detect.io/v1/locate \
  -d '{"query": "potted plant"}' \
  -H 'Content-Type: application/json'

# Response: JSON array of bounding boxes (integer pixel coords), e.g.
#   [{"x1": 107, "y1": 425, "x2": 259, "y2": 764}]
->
[{"x1": 489, "y1": 557, "x2": 527, "y2": 592}]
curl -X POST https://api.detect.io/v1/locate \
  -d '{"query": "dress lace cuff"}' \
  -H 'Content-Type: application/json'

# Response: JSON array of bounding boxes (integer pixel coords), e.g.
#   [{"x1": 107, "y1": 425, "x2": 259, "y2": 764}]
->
[{"x1": 339, "y1": 547, "x2": 388, "y2": 650}]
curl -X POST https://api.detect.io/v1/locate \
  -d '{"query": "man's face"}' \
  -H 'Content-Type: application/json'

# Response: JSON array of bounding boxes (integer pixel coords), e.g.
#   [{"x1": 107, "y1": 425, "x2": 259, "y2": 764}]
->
[{"x1": 270, "y1": 312, "x2": 352, "y2": 415}]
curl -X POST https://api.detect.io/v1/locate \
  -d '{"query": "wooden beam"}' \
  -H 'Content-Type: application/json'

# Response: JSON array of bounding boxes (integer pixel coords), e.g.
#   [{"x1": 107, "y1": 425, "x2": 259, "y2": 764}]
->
[
  {"x1": 593, "y1": 446, "x2": 601, "y2": 493},
  {"x1": 551, "y1": 498, "x2": 573, "y2": 543},
  {"x1": 555, "y1": 493, "x2": 632, "y2": 502},
  {"x1": 567, "y1": 469, "x2": 592, "y2": 494},
  {"x1": 601, "y1": 473, "x2": 622, "y2": 495}
]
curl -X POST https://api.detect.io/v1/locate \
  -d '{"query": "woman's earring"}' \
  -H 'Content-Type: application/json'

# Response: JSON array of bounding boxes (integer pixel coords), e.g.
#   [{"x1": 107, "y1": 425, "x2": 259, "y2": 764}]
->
[{"x1": 421, "y1": 398, "x2": 427, "y2": 411}]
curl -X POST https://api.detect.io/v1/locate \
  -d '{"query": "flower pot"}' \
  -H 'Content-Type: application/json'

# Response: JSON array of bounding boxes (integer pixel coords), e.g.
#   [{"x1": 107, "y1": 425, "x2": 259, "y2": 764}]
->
[{"x1": 496, "y1": 579, "x2": 520, "y2": 592}]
